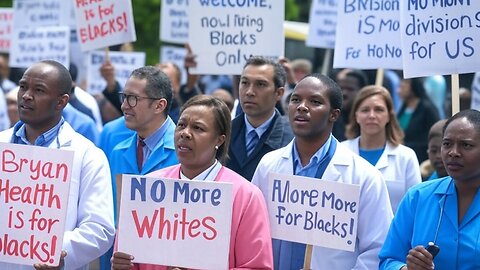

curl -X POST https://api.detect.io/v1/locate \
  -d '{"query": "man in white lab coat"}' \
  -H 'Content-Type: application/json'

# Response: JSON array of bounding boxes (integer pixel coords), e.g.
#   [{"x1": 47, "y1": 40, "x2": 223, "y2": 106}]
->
[{"x1": 252, "y1": 73, "x2": 393, "y2": 270}]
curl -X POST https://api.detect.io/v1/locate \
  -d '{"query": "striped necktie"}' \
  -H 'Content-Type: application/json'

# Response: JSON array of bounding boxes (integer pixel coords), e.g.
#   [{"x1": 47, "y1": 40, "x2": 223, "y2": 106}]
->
[{"x1": 246, "y1": 130, "x2": 259, "y2": 156}]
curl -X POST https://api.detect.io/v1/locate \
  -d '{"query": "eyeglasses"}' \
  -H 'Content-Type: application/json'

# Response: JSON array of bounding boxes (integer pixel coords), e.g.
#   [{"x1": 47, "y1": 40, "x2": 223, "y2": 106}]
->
[{"x1": 119, "y1": 93, "x2": 161, "y2": 108}]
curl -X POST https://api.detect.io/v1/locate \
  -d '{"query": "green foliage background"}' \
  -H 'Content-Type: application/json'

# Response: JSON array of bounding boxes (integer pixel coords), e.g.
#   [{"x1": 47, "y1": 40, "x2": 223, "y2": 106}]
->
[{"x1": 0, "y1": 0, "x2": 310, "y2": 65}]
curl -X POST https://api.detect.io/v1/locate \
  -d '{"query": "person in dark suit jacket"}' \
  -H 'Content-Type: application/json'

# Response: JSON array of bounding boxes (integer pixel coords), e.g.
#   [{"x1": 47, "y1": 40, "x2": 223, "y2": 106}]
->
[
  {"x1": 397, "y1": 77, "x2": 440, "y2": 163},
  {"x1": 227, "y1": 56, "x2": 294, "y2": 181}
]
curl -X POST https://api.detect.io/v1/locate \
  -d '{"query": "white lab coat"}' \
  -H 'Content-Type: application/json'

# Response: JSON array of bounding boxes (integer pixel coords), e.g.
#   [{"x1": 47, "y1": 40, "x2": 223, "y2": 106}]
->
[
  {"x1": 252, "y1": 138, "x2": 394, "y2": 270},
  {"x1": 0, "y1": 122, "x2": 115, "y2": 270},
  {"x1": 0, "y1": 90, "x2": 9, "y2": 131},
  {"x1": 342, "y1": 137, "x2": 421, "y2": 213}
]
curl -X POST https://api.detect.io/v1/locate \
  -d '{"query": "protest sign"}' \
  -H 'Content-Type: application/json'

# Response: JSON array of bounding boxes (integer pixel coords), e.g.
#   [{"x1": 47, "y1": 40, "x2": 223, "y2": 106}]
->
[
  {"x1": 9, "y1": 26, "x2": 70, "y2": 68},
  {"x1": 266, "y1": 172, "x2": 360, "y2": 251},
  {"x1": 117, "y1": 175, "x2": 233, "y2": 269},
  {"x1": 13, "y1": 0, "x2": 71, "y2": 28},
  {"x1": 188, "y1": 0, "x2": 284, "y2": 75},
  {"x1": 160, "y1": 0, "x2": 189, "y2": 44},
  {"x1": 334, "y1": 0, "x2": 402, "y2": 69},
  {"x1": 0, "y1": 8, "x2": 12, "y2": 52},
  {"x1": 0, "y1": 142, "x2": 73, "y2": 266},
  {"x1": 306, "y1": 0, "x2": 337, "y2": 49},
  {"x1": 400, "y1": 1, "x2": 480, "y2": 78},
  {"x1": 73, "y1": 0, "x2": 136, "y2": 52},
  {"x1": 160, "y1": 45, "x2": 188, "y2": 84},
  {"x1": 86, "y1": 50, "x2": 145, "y2": 95}
]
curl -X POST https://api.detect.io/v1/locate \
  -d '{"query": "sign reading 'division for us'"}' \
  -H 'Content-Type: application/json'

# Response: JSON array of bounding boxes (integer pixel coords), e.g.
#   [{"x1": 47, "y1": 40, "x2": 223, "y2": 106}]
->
[
  {"x1": 188, "y1": 0, "x2": 284, "y2": 75},
  {"x1": 267, "y1": 173, "x2": 360, "y2": 251},
  {"x1": 306, "y1": 0, "x2": 337, "y2": 49},
  {"x1": 400, "y1": 1, "x2": 480, "y2": 78},
  {"x1": 334, "y1": 0, "x2": 402, "y2": 69}
]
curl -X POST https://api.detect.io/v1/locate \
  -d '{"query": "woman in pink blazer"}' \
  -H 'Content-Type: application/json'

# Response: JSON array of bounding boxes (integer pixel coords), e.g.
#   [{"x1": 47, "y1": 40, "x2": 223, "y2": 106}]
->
[{"x1": 112, "y1": 95, "x2": 273, "y2": 270}]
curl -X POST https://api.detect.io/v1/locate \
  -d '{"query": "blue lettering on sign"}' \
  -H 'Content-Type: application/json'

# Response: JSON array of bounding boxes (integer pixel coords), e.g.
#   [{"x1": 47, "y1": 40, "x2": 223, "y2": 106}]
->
[
  {"x1": 130, "y1": 177, "x2": 166, "y2": 203},
  {"x1": 199, "y1": 0, "x2": 269, "y2": 8},
  {"x1": 444, "y1": 37, "x2": 474, "y2": 59},
  {"x1": 367, "y1": 43, "x2": 402, "y2": 58},
  {"x1": 344, "y1": 0, "x2": 399, "y2": 13},
  {"x1": 215, "y1": 49, "x2": 250, "y2": 66},
  {"x1": 173, "y1": 181, "x2": 222, "y2": 206},
  {"x1": 303, "y1": 212, "x2": 354, "y2": 239},
  {"x1": 407, "y1": 0, "x2": 471, "y2": 11}
]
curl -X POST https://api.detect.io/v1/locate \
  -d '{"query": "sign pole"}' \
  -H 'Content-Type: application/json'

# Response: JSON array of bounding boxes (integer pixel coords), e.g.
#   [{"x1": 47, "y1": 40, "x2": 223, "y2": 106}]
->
[
  {"x1": 451, "y1": 73, "x2": 460, "y2": 115},
  {"x1": 302, "y1": 244, "x2": 313, "y2": 270},
  {"x1": 375, "y1": 68, "x2": 384, "y2": 86}
]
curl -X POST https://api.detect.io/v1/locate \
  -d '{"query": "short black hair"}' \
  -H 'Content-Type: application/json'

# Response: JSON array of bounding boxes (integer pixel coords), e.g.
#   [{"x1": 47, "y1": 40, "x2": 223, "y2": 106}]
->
[
  {"x1": 302, "y1": 73, "x2": 343, "y2": 110},
  {"x1": 444, "y1": 109, "x2": 480, "y2": 134},
  {"x1": 130, "y1": 66, "x2": 173, "y2": 114},
  {"x1": 40, "y1": 60, "x2": 72, "y2": 95},
  {"x1": 243, "y1": 56, "x2": 286, "y2": 89}
]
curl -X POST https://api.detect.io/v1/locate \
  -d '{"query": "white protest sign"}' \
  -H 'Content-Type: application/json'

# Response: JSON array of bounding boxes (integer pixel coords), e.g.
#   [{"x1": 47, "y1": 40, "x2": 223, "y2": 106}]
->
[
  {"x1": 188, "y1": 0, "x2": 284, "y2": 75},
  {"x1": 0, "y1": 142, "x2": 73, "y2": 266},
  {"x1": 9, "y1": 26, "x2": 70, "y2": 68},
  {"x1": 400, "y1": 1, "x2": 480, "y2": 78},
  {"x1": 266, "y1": 173, "x2": 360, "y2": 251},
  {"x1": 118, "y1": 175, "x2": 233, "y2": 269},
  {"x1": 160, "y1": 45, "x2": 188, "y2": 84},
  {"x1": 13, "y1": 0, "x2": 70, "y2": 28},
  {"x1": 86, "y1": 50, "x2": 145, "y2": 95},
  {"x1": 306, "y1": 0, "x2": 337, "y2": 49},
  {"x1": 160, "y1": 0, "x2": 189, "y2": 44},
  {"x1": 0, "y1": 8, "x2": 13, "y2": 52},
  {"x1": 73, "y1": 0, "x2": 136, "y2": 52},
  {"x1": 334, "y1": 0, "x2": 402, "y2": 69}
]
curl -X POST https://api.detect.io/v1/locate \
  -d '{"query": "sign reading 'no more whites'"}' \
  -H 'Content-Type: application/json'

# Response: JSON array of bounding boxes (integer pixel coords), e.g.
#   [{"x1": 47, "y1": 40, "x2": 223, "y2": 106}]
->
[{"x1": 118, "y1": 175, "x2": 233, "y2": 270}]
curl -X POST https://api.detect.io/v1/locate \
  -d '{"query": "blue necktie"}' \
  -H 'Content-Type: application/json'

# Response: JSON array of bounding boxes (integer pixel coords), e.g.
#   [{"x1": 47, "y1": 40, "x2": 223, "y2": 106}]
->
[{"x1": 246, "y1": 130, "x2": 259, "y2": 156}]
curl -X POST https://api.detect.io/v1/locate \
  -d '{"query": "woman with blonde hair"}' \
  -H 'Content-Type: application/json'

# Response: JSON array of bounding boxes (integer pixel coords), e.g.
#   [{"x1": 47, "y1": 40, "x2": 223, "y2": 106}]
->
[{"x1": 342, "y1": 85, "x2": 421, "y2": 213}]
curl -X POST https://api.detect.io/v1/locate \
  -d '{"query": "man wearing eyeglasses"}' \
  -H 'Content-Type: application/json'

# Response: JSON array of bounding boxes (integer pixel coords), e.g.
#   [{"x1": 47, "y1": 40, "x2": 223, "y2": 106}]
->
[{"x1": 100, "y1": 66, "x2": 179, "y2": 270}]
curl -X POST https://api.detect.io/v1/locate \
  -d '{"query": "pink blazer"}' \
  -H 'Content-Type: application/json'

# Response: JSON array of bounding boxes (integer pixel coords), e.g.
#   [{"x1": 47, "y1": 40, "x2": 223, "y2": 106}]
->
[{"x1": 129, "y1": 165, "x2": 273, "y2": 270}]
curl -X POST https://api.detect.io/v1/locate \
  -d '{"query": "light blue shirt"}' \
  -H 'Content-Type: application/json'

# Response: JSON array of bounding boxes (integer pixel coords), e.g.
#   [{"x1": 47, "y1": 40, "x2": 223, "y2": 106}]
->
[
  {"x1": 244, "y1": 112, "x2": 275, "y2": 143},
  {"x1": 12, "y1": 118, "x2": 65, "y2": 147},
  {"x1": 380, "y1": 177, "x2": 480, "y2": 269},
  {"x1": 293, "y1": 134, "x2": 332, "y2": 175},
  {"x1": 140, "y1": 116, "x2": 173, "y2": 164}
]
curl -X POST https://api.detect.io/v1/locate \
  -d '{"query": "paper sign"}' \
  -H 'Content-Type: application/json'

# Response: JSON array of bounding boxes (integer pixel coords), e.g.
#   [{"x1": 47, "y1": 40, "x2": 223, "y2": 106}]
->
[
  {"x1": 86, "y1": 50, "x2": 145, "y2": 95},
  {"x1": 334, "y1": 0, "x2": 402, "y2": 69},
  {"x1": 117, "y1": 175, "x2": 233, "y2": 269},
  {"x1": 400, "y1": 1, "x2": 480, "y2": 78},
  {"x1": 306, "y1": 0, "x2": 337, "y2": 49},
  {"x1": 266, "y1": 172, "x2": 360, "y2": 251},
  {"x1": 188, "y1": 0, "x2": 284, "y2": 75},
  {"x1": 13, "y1": 0, "x2": 71, "y2": 28},
  {"x1": 160, "y1": 0, "x2": 189, "y2": 44},
  {"x1": 73, "y1": 0, "x2": 136, "y2": 52},
  {"x1": 9, "y1": 26, "x2": 70, "y2": 69},
  {"x1": 160, "y1": 45, "x2": 187, "y2": 84},
  {"x1": 0, "y1": 142, "x2": 73, "y2": 266},
  {"x1": 0, "y1": 8, "x2": 13, "y2": 52}
]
